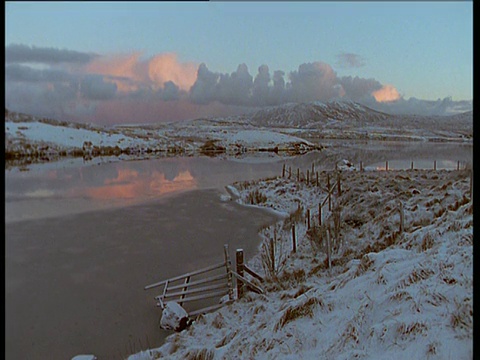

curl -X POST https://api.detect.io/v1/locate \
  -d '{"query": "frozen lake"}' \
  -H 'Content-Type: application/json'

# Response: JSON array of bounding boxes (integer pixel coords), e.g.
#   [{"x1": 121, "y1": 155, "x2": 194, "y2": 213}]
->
[{"x1": 4, "y1": 141, "x2": 472, "y2": 359}]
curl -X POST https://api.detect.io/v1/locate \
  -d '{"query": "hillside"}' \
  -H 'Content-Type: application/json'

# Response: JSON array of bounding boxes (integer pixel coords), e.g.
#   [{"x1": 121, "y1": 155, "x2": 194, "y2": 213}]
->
[
  {"x1": 246, "y1": 101, "x2": 472, "y2": 142},
  {"x1": 130, "y1": 167, "x2": 473, "y2": 359},
  {"x1": 249, "y1": 100, "x2": 391, "y2": 128},
  {"x1": 4, "y1": 101, "x2": 472, "y2": 167}
]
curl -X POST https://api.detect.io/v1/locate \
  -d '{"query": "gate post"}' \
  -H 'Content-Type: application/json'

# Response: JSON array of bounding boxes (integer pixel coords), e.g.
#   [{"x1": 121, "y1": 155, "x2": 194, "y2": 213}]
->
[
  {"x1": 224, "y1": 244, "x2": 234, "y2": 301},
  {"x1": 236, "y1": 249, "x2": 245, "y2": 299}
]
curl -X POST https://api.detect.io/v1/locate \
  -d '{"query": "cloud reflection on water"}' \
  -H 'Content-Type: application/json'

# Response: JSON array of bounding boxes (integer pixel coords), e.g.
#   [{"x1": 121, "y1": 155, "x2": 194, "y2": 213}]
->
[{"x1": 79, "y1": 168, "x2": 197, "y2": 201}]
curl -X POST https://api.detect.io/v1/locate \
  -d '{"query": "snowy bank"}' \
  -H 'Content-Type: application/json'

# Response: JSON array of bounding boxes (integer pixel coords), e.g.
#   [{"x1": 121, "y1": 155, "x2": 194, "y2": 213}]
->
[
  {"x1": 131, "y1": 168, "x2": 472, "y2": 359},
  {"x1": 5, "y1": 111, "x2": 321, "y2": 164}
]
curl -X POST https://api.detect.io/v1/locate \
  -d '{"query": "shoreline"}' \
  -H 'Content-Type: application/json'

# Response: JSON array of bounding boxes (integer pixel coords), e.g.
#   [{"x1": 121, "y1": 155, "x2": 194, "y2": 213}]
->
[
  {"x1": 6, "y1": 187, "x2": 281, "y2": 360},
  {"x1": 133, "y1": 167, "x2": 473, "y2": 359}
]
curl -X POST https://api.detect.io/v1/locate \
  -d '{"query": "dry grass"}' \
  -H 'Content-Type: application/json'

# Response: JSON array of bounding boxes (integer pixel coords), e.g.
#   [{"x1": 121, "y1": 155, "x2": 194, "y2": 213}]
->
[
  {"x1": 211, "y1": 313, "x2": 225, "y2": 329},
  {"x1": 306, "y1": 224, "x2": 327, "y2": 253},
  {"x1": 215, "y1": 330, "x2": 238, "y2": 348},
  {"x1": 288, "y1": 202, "x2": 304, "y2": 224},
  {"x1": 246, "y1": 189, "x2": 267, "y2": 204},
  {"x1": 341, "y1": 323, "x2": 360, "y2": 345},
  {"x1": 420, "y1": 232, "x2": 435, "y2": 251},
  {"x1": 396, "y1": 321, "x2": 428, "y2": 338},
  {"x1": 412, "y1": 216, "x2": 432, "y2": 228},
  {"x1": 450, "y1": 298, "x2": 473, "y2": 334},
  {"x1": 184, "y1": 348, "x2": 215, "y2": 360},
  {"x1": 426, "y1": 341, "x2": 439, "y2": 356},
  {"x1": 331, "y1": 205, "x2": 342, "y2": 249},
  {"x1": 357, "y1": 254, "x2": 374, "y2": 275},
  {"x1": 274, "y1": 296, "x2": 324, "y2": 331},
  {"x1": 447, "y1": 195, "x2": 470, "y2": 211},
  {"x1": 389, "y1": 290, "x2": 413, "y2": 303},
  {"x1": 393, "y1": 266, "x2": 435, "y2": 291},
  {"x1": 424, "y1": 291, "x2": 448, "y2": 307},
  {"x1": 260, "y1": 225, "x2": 287, "y2": 281}
]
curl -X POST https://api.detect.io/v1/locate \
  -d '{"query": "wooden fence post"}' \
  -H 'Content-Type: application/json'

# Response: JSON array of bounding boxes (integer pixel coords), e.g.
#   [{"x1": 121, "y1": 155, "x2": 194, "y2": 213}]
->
[
  {"x1": 236, "y1": 249, "x2": 244, "y2": 299},
  {"x1": 282, "y1": 164, "x2": 285, "y2": 178},
  {"x1": 399, "y1": 202, "x2": 404, "y2": 234},
  {"x1": 360, "y1": 161, "x2": 363, "y2": 172},
  {"x1": 434, "y1": 160, "x2": 437, "y2": 171},
  {"x1": 307, "y1": 169, "x2": 310, "y2": 184},
  {"x1": 270, "y1": 238, "x2": 275, "y2": 275},
  {"x1": 337, "y1": 172, "x2": 341, "y2": 196},
  {"x1": 316, "y1": 171, "x2": 319, "y2": 187},
  {"x1": 224, "y1": 244, "x2": 234, "y2": 301},
  {"x1": 470, "y1": 169, "x2": 473, "y2": 201},
  {"x1": 318, "y1": 203, "x2": 322, "y2": 227},
  {"x1": 326, "y1": 228, "x2": 331, "y2": 269},
  {"x1": 288, "y1": 166, "x2": 292, "y2": 179},
  {"x1": 307, "y1": 209, "x2": 311, "y2": 230},
  {"x1": 292, "y1": 224, "x2": 296, "y2": 253},
  {"x1": 386, "y1": 161, "x2": 389, "y2": 171},
  {"x1": 327, "y1": 174, "x2": 331, "y2": 211},
  {"x1": 178, "y1": 276, "x2": 190, "y2": 307},
  {"x1": 411, "y1": 161, "x2": 414, "y2": 170},
  {"x1": 457, "y1": 160, "x2": 460, "y2": 171},
  {"x1": 297, "y1": 168, "x2": 300, "y2": 182}
]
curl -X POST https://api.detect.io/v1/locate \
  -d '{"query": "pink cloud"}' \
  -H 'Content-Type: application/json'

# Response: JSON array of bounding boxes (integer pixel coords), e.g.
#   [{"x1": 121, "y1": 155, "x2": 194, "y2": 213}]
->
[
  {"x1": 84, "y1": 52, "x2": 197, "y2": 93},
  {"x1": 148, "y1": 53, "x2": 197, "y2": 91},
  {"x1": 372, "y1": 84, "x2": 401, "y2": 103}
]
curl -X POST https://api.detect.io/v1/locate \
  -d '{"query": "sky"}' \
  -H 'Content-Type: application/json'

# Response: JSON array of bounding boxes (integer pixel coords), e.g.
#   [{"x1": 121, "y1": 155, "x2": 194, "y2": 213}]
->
[{"x1": 5, "y1": 1, "x2": 473, "y2": 125}]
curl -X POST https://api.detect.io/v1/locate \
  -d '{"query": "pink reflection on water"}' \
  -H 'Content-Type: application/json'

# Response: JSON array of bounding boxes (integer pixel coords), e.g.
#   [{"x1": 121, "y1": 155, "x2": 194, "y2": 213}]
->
[{"x1": 78, "y1": 168, "x2": 197, "y2": 201}]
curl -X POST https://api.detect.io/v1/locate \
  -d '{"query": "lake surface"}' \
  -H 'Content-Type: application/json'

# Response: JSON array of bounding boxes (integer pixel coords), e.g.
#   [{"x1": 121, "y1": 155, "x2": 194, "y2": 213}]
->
[
  {"x1": 4, "y1": 141, "x2": 472, "y2": 359},
  {"x1": 5, "y1": 155, "x2": 288, "y2": 360}
]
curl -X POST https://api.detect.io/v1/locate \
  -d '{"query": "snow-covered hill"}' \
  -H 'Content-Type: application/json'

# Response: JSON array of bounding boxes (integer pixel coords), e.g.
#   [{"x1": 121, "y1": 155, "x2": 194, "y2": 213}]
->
[
  {"x1": 4, "y1": 109, "x2": 321, "y2": 164},
  {"x1": 249, "y1": 100, "x2": 391, "y2": 128},
  {"x1": 4, "y1": 100, "x2": 472, "y2": 166},
  {"x1": 247, "y1": 100, "x2": 472, "y2": 142}
]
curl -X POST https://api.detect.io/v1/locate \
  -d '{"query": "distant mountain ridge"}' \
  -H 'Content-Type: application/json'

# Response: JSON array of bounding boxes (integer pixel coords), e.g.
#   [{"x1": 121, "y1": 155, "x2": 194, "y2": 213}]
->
[{"x1": 248, "y1": 100, "x2": 392, "y2": 128}]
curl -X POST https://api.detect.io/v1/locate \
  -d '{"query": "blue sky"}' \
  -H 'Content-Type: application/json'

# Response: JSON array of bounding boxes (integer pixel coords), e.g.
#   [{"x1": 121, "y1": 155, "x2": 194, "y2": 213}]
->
[{"x1": 5, "y1": 1, "x2": 473, "y2": 124}]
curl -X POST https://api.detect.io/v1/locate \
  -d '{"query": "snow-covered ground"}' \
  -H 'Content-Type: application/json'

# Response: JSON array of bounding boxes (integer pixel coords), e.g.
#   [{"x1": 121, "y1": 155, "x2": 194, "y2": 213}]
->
[
  {"x1": 5, "y1": 101, "x2": 472, "y2": 167},
  {"x1": 5, "y1": 109, "x2": 321, "y2": 163},
  {"x1": 129, "y1": 167, "x2": 473, "y2": 359}
]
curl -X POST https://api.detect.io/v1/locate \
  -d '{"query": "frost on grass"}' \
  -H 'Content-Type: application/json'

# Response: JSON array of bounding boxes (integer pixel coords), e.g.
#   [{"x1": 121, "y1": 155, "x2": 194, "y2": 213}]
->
[{"x1": 132, "y1": 169, "x2": 472, "y2": 360}]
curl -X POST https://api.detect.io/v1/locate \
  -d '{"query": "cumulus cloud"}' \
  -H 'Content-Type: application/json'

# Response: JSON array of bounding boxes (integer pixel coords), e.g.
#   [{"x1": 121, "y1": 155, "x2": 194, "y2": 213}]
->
[
  {"x1": 189, "y1": 62, "x2": 346, "y2": 106},
  {"x1": 252, "y1": 64, "x2": 271, "y2": 106},
  {"x1": 270, "y1": 70, "x2": 286, "y2": 105},
  {"x1": 161, "y1": 81, "x2": 180, "y2": 101},
  {"x1": 372, "y1": 84, "x2": 401, "y2": 103},
  {"x1": 190, "y1": 63, "x2": 220, "y2": 105},
  {"x1": 147, "y1": 53, "x2": 197, "y2": 91},
  {"x1": 5, "y1": 63, "x2": 74, "y2": 83},
  {"x1": 85, "y1": 52, "x2": 197, "y2": 93},
  {"x1": 217, "y1": 63, "x2": 253, "y2": 106},
  {"x1": 5, "y1": 43, "x2": 97, "y2": 64},
  {"x1": 338, "y1": 76, "x2": 382, "y2": 101},
  {"x1": 288, "y1": 62, "x2": 340, "y2": 102},
  {"x1": 80, "y1": 75, "x2": 117, "y2": 100},
  {"x1": 336, "y1": 52, "x2": 366, "y2": 68},
  {"x1": 5, "y1": 43, "x2": 472, "y2": 124}
]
